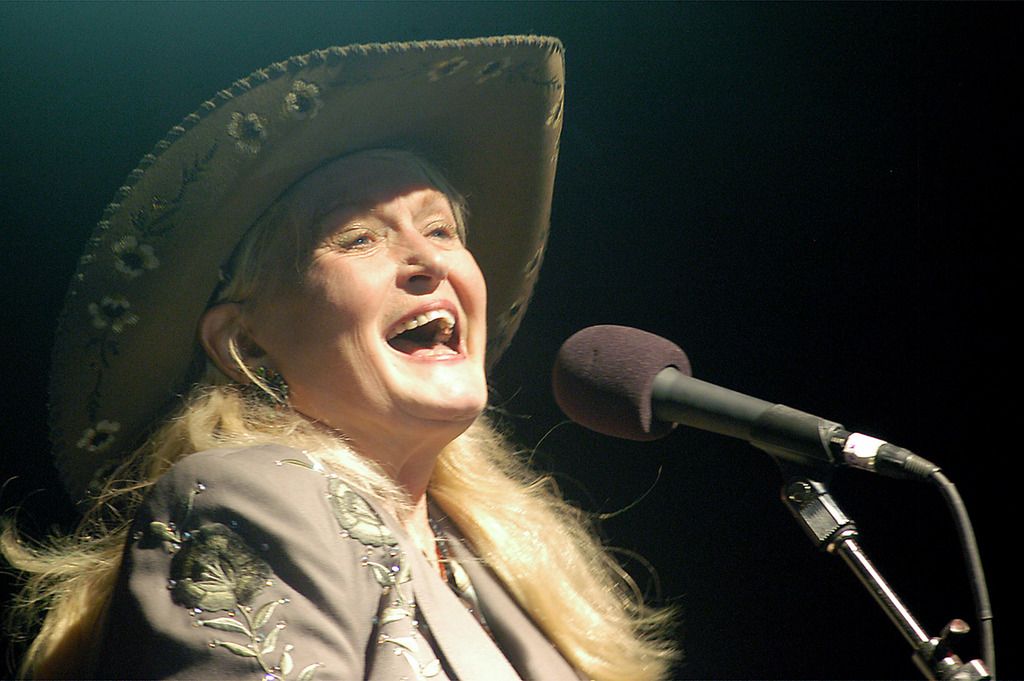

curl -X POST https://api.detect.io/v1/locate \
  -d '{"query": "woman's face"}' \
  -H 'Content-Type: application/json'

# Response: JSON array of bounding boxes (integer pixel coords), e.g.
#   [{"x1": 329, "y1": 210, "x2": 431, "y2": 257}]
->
[{"x1": 243, "y1": 153, "x2": 488, "y2": 454}]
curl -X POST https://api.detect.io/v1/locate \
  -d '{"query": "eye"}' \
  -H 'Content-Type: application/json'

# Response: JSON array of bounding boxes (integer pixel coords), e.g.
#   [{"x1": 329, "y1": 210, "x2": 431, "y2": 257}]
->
[
  {"x1": 424, "y1": 220, "x2": 461, "y2": 243},
  {"x1": 329, "y1": 226, "x2": 381, "y2": 251}
]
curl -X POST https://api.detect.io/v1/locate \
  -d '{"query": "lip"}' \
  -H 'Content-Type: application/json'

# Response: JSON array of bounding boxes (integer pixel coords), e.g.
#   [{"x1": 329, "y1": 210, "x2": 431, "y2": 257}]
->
[{"x1": 384, "y1": 300, "x2": 466, "y2": 360}]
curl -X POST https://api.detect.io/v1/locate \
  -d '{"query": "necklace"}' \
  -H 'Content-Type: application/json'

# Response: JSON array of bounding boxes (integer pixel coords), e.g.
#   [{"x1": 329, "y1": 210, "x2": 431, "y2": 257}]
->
[
  {"x1": 429, "y1": 515, "x2": 494, "y2": 639},
  {"x1": 432, "y1": 526, "x2": 449, "y2": 582}
]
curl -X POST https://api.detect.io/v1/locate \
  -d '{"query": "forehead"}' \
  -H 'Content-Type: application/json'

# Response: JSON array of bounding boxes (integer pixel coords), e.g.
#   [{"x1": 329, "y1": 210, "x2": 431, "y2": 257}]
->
[{"x1": 286, "y1": 152, "x2": 448, "y2": 220}]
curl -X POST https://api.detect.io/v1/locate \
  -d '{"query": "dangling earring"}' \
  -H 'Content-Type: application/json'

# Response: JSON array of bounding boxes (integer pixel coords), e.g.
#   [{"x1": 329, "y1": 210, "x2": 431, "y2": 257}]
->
[{"x1": 247, "y1": 365, "x2": 290, "y2": 406}]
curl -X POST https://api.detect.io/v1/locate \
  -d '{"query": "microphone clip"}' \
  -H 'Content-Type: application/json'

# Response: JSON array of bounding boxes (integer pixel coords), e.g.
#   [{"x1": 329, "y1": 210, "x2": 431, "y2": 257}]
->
[{"x1": 777, "y1": 463, "x2": 990, "y2": 680}]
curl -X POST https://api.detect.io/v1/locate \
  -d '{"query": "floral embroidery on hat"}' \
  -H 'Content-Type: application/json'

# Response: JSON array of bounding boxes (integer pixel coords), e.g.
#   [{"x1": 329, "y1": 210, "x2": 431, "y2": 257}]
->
[
  {"x1": 428, "y1": 56, "x2": 469, "y2": 82},
  {"x1": 475, "y1": 58, "x2": 511, "y2": 84},
  {"x1": 88, "y1": 296, "x2": 139, "y2": 333},
  {"x1": 227, "y1": 112, "x2": 268, "y2": 155},
  {"x1": 112, "y1": 235, "x2": 160, "y2": 278},
  {"x1": 83, "y1": 458, "x2": 121, "y2": 499},
  {"x1": 70, "y1": 140, "x2": 219, "y2": 478},
  {"x1": 75, "y1": 420, "x2": 120, "y2": 452},
  {"x1": 283, "y1": 80, "x2": 322, "y2": 120}
]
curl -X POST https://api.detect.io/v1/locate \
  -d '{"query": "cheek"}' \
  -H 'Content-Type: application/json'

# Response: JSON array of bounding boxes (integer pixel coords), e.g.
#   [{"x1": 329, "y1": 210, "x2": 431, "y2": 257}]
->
[
  {"x1": 246, "y1": 276, "x2": 364, "y2": 361},
  {"x1": 304, "y1": 257, "x2": 391, "y2": 323}
]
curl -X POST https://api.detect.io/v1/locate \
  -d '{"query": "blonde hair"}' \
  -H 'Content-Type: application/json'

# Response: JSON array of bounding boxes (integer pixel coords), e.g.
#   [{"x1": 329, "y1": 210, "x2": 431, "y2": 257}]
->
[{"x1": 3, "y1": 150, "x2": 678, "y2": 680}]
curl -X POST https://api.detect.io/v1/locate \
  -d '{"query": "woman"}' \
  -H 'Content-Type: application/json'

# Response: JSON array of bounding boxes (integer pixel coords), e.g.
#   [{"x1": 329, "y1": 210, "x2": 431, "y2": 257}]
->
[{"x1": 3, "y1": 37, "x2": 677, "y2": 679}]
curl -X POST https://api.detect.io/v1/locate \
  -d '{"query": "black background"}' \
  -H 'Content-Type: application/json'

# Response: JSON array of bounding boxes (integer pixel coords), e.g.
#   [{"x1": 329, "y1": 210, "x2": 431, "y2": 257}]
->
[{"x1": 1, "y1": 2, "x2": 1018, "y2": 679}]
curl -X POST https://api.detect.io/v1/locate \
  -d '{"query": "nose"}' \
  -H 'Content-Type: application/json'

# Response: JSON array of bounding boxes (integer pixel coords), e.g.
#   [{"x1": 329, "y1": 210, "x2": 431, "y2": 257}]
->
[{"x1": 397, "y1": 233, "x2": 449, "y2": 292}]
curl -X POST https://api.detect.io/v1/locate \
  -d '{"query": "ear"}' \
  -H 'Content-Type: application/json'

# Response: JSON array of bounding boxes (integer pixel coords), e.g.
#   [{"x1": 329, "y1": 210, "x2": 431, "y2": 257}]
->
[{"x1": 199, "y1": 303, "x2": 265, "y2": 383}]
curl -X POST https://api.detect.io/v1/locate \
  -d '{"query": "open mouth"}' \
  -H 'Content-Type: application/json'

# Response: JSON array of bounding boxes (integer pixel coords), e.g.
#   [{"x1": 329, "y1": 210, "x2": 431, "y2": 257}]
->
[{"x1": 386, "y1": 308, "x2": 460, "y2": 357}]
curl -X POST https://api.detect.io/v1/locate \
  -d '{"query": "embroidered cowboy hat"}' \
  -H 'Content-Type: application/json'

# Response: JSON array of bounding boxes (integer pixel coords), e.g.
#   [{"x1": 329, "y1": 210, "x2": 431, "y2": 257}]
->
[{"x1": 50, "y1": 36, "x2": 564, "y2": 503}]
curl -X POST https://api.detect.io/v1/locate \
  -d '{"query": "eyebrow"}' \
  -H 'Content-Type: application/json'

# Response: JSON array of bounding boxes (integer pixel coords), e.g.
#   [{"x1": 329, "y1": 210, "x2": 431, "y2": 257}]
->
[{"x1": 311, "y1": 191, "x2": 454, "y2": 233}]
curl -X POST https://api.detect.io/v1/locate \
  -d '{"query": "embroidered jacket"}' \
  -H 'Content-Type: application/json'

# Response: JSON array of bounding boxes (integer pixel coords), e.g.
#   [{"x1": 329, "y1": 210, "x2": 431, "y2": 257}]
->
[{"x1": 94, "y1": 445, "x2": 581, "y2": 680}]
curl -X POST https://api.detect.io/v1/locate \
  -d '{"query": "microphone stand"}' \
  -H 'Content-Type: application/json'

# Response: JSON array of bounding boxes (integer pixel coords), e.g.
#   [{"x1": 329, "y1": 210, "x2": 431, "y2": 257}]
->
[{"x1": 776, "y1": 463, "x2": 990, "y2": 680}]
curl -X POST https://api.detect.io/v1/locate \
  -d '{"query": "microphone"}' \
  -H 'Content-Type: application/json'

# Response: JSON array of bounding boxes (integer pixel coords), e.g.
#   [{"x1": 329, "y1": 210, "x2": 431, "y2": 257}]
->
[{"x1": 552, "y1": 325, "x2": 939, "y2": 479}]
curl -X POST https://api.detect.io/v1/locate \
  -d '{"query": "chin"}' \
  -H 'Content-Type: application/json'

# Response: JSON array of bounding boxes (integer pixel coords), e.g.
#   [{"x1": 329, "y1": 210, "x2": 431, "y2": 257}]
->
[
  {"x1": 388, "y1": 355, "x2": 487, "y2": 415},
  {"x1": 402, "y1": 387, "x2": 487, "y2": 426}
]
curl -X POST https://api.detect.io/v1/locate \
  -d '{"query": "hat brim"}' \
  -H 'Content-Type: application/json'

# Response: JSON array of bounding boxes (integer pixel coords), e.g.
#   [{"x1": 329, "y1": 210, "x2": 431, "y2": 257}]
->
[{"x1": 50, "y1": 36, "x2": 564, "y2": 503}]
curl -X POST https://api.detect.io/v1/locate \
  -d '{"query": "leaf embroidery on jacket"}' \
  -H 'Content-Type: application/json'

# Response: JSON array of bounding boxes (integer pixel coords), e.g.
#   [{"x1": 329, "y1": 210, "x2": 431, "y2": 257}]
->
[
  {"x1": 146, "y1": 482, "x2": 322, "y2": 680},
  {"x1": 327, "y1": 476, "x2": 397, "y2": 547},
  {"x1": 324, "y1": 476, "x2": 443, "y2": 679}
]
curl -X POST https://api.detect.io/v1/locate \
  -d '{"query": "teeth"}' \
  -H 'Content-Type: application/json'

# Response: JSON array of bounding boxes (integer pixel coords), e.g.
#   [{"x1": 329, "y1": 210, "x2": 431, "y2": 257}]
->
[{"x1": 386, "y1": 309, "x2": 456, "y2": 341}]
